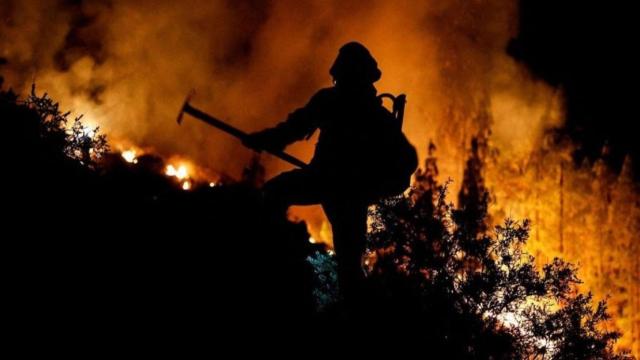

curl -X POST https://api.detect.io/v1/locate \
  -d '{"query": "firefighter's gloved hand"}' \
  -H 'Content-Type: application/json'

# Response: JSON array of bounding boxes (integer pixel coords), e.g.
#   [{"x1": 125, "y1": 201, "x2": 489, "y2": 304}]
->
[
  {"x1": 244, "y1": 130, "x2": 284, "y2": 153},
  {"x1": 243, "y1": 131, "x2": 268, "y2": 151}
]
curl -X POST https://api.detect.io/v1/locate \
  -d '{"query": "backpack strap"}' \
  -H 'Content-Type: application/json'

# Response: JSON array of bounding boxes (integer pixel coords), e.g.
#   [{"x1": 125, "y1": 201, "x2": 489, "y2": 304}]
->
[{"x1": 377, "y1": 93, "x2": 407, "y2": 129}]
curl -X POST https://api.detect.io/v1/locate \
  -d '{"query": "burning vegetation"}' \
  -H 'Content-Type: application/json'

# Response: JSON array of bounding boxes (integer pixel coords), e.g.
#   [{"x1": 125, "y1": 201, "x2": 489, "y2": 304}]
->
[{"x1": 1, "y1": 0, "x2": 638, "y2": 356}]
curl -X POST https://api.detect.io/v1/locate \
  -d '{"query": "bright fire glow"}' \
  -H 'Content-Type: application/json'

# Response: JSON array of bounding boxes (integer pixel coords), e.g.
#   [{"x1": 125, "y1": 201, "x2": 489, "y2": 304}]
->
[
  {"x1": 492, "y1": 308, "x2": 557, "y2": 355},
  {"x1": 82, "y1": 127, "x2": 96, "y2": 138},
  {"x1": 121, "y1": 150, "x2": 138, "y2": 164},
  {"x1": 182, "y1": 180, "x2": 192, "y2": 190},
  {"x1": 166, "y1": 164, "x2": 188, "y2": 180}
]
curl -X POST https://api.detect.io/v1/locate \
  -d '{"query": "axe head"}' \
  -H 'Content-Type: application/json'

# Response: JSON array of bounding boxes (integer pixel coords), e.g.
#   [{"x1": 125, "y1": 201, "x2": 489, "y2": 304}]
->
[{"x1": 177, "y1": 89, "x2": 196, "y2": 125}]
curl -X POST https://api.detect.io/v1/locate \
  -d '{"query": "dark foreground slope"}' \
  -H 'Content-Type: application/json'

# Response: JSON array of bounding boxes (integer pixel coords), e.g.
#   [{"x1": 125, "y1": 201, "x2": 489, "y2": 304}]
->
[{"x1": 2, "y1": 84, "x2": 326, "y2": 350}]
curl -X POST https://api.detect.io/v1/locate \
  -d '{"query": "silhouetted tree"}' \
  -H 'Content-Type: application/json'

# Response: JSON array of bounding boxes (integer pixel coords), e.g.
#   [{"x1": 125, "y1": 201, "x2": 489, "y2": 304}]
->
[{"x1": 366, "y1": 138, "x2": 632, "y2": 359}]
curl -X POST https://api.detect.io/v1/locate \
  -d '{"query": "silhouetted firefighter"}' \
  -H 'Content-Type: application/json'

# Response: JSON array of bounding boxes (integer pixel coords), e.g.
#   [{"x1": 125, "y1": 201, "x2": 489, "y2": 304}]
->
[
  {"x1": 245, "y1": 42, "x2": 418, "y2": 312},
  {"x1": 177, "y1": 42, "x2": 417, "y2": 312}
]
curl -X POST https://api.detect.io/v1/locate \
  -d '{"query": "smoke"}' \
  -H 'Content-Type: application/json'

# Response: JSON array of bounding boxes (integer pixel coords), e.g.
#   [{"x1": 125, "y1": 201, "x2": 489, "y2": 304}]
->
[
  {"x1": 6, "y1": 3, "x2": 640, "y2": 353},
  {"x1": 1, "y1": 0, "x2": 562, "y2": 180},
  {"x1": 0, "y1": 0, "x2": 567, "y2": 244}
]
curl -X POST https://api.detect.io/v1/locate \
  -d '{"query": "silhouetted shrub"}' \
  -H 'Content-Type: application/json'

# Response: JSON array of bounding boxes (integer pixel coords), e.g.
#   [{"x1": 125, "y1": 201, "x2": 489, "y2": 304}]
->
[
  {"x1": 23, "y1": 84, "x2": 108, "y2": 167},
  {"x1": 366, "y1": 142, "x2": 632, "y2": 359}
]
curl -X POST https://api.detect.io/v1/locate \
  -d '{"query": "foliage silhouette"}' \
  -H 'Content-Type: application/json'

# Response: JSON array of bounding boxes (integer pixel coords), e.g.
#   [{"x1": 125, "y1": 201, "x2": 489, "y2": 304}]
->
[
  {"x1": 365, "y1": 142, "x2": 632, "y2": 359},
  {"x1": 23, "y1": 84, "x2": 109, "y2": 167}
]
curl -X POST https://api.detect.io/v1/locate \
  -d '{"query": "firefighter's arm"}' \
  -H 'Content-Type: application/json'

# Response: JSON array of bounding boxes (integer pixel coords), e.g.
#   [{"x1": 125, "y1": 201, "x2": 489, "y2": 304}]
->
[{"x1": 244, "y1": 89, "x2": 328, "y2": 152}]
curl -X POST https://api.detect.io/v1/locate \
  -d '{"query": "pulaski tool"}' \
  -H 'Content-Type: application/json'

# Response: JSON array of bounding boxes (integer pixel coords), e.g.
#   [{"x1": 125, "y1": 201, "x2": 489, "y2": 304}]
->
[{"x1": 176, "y1": 92, "x2": 308, "y2": 168}]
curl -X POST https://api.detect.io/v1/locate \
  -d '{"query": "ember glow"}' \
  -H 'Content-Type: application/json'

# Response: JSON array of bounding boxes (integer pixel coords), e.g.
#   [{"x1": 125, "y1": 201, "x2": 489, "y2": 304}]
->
[
  {"x1": 165, "y1": 164, "x2": 189, "y2": 181},
  {"x1": 121, "y1": 150, "x2": 138, "y2": 164},
  {"x1": 165, "y1": 163, "x2": 193, "y2": 190},
  {"x1": 1, "y1": 0, "x2": 637, "y2": 354}
]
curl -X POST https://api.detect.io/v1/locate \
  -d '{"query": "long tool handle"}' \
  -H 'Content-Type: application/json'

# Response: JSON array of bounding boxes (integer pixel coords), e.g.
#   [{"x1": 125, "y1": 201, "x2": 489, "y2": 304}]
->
[{"x1": 180, "y1": 103, "x2": 308, "y2": 168}]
